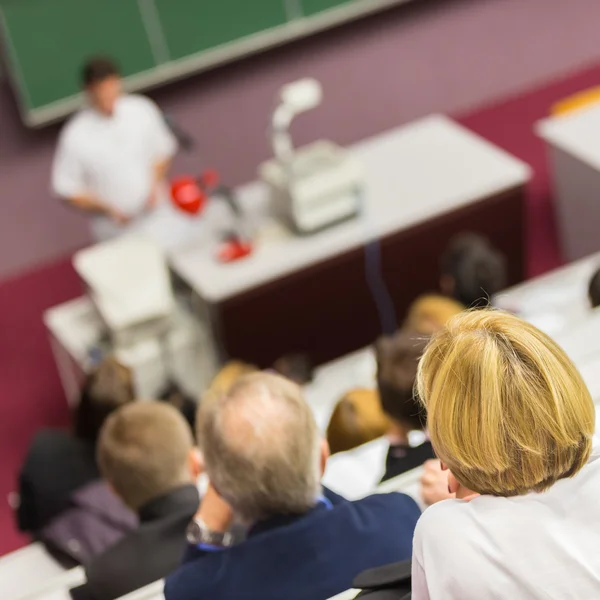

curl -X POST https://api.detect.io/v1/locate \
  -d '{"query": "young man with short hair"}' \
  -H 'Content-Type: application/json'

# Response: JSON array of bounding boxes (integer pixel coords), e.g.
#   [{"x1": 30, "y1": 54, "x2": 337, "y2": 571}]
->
[{"x1": 70, "y1": 402, "x2": 201, "y2": 600}]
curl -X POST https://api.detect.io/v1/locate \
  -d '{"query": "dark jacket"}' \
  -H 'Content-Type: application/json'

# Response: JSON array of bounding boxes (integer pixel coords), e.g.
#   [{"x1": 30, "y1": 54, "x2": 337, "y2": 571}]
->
[
  {"x1": 70, "y1": 484, "x2": 200, "y2": 600},
  {"x1": 17, "y1": 429, "x2": 101, "y2": 533},
  {"x1": 355, "y1": 560, "x2": 412, "y2": 600},
  {"x1": 381, "y1": 441, "x2": 436, "y2": 483},
  {"x1": 164, "y1": 489, "x2": 420, "y2": 600},
  {"x1": 41, "y1": 481, "x2": 137, "y2": 565}
]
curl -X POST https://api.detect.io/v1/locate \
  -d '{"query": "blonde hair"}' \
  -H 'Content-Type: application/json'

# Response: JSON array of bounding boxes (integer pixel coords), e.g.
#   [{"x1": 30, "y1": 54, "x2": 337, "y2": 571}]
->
[
  {"x1": 326, "y1": 389, "x2": 390, "y2": 454},
  {"x1": 198, "y1": 372, "x2": 321, "y2": 523},
  {"x1": 404, "y1": 294, "x2": 464, "y2": 335},
  {"x1": 417, "y1": 310, "x2": 595, "y2": 496},
  {"x1": 203, "y1": 361, "x2": 257, "y2": 403},
  {"x1": 98, "y1": 402, "x2": 194, "y2": 510}
]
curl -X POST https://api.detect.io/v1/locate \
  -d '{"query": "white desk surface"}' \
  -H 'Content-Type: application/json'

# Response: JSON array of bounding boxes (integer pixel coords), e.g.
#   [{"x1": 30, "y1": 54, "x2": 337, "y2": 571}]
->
[
  {"x1": 495, "y1": 251, "x2": 600, "y2": 338},
  {"x1": 172, "y1": 114, "x2": 531, "y2": 303},
  {"x1": 0, "y1": 543, "x2": 67, "y2": 600},
  {"x1": 537, "y1": 104, "x2": 600, "y2": 169}
]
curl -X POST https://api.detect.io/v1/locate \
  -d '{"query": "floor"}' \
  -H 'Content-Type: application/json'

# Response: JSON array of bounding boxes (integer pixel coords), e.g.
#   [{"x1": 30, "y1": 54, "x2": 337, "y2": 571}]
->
[{"x1": 1, "y1": 61, "x2": 599, "y2": 556}]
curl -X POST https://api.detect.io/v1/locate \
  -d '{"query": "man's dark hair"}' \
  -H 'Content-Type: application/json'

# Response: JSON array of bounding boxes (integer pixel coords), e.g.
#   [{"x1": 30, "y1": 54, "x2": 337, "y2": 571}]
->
[
  {"x1": 81, "y1": 56, "x2": 120, "y2": 88},
  {"x1": 589, "y1": 268, "x2": 600, "y2": 309},
  {"x1": 375, "y1": 330, "x2": 429, "y2": 430},
  {"x1": 73, "y1": 357, "x2": 135, "y2": 443},
  {"x1": 441, "y1": 233, "x2": 507, "y2": 308}
]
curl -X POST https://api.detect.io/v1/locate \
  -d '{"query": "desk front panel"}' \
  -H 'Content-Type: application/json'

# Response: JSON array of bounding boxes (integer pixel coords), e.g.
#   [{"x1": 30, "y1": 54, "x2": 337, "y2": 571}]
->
[{"x1": 216, "y1": 185, "x2": 526, "y2": 367}]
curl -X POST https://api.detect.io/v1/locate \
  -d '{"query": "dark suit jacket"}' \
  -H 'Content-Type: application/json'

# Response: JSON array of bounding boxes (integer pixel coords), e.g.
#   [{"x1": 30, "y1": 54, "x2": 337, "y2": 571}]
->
[
  {"x1": 70, "y1": 484, "x2": 199, "y2": 600},
  {"x1": 164, "y1": 489, "x2": 421, "y2": 600},
  {"x1": 18, "y1": 429, "x2": 100, "y2": 533}
]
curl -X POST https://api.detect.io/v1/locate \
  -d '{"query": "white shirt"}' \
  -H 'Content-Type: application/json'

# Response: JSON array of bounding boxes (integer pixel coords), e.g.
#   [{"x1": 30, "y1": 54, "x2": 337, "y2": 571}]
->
[
  {"x1": 51, "y1": 95, "x2": 214, "y2": 250},
  {"x1": 412, "y1": 450, "x2": 600, "y2": 599},
  {"x1": 322, "y1": 437, "x2": 389, "y2": 499}
]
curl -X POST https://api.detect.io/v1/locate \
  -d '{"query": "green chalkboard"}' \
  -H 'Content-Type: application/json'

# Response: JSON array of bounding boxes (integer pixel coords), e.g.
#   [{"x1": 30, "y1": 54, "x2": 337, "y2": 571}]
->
[
  {"x1": 1, "y1": 0, "x2": 157, "y2": 111},
  {"x1": 0, "y1": 0, "x2": 404, "y2": 125},
  {"x1": 301, "y1": 0, "x2": 357, "y2": 16},
  {"x1": 155, "y1": 0, "x2": 290, "y2": 61}
]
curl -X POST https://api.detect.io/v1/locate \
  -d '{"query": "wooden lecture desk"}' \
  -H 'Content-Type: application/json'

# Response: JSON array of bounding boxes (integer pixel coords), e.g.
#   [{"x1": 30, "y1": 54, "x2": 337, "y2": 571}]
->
[
  {"x1": 171, "y1": 114, "x2": 531, "y2": 367},
  {"x1": 537, "y1": 104, "x2": 600, "y2": 261}
]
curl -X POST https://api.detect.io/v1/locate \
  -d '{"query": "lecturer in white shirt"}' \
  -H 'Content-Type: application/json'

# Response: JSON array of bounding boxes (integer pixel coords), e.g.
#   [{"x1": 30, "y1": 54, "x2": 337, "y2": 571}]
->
[
  {"x1": 52, "y1": 56, "x2": 201, "y2": 250},
  {"x1": 412, "y1": 310, "x2": 600, "y2": 600}
]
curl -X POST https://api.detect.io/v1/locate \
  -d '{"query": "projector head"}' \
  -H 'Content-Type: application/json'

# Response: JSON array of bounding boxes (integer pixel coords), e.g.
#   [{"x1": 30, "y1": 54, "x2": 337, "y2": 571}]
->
[{"x1": 278, "y1": 78, "x2": 322, "y2": 116}]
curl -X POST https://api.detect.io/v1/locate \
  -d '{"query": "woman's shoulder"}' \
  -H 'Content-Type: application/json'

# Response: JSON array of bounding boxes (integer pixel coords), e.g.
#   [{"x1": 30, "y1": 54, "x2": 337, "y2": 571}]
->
[{"x1": 414, "y1": 499, "x2": 478, "y2": 546}]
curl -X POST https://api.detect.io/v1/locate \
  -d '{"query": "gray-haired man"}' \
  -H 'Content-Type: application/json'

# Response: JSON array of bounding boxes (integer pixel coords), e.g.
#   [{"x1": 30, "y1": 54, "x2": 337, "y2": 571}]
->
[{"x1": 166, "y1": 372, "x2": 421, "y2": 600}]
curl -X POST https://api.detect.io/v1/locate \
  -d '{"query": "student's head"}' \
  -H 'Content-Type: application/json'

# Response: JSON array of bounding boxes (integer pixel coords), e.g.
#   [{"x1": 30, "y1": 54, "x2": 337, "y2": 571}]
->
[
  {"x1": 376, "y1": 330, "x2": 429, "y2": 430},
  {"x1": 440, "y1": 233, "x2": 507, "y2": 308},
  {"x1": 203, "y1": 361, "x2": 257, "y2": 404},
  {"x1": 417, "y1": 310, "x2": 595, "y2": 497},
  {"x1": 198, "y1": 372, "x2": 325, "y2": 524},
  {"x1": 326, "y1": 389, "x2": 390, "y2": 455},
  {"x1": 588, "y1": 268, "x2": 600, "y2": 309},
  {"x1": 74, "y1": 357, "x2": 135, "y2": 443},
  {"x1": 81, "y1": 56, "x2": 122, "y2": 116},
  {"x1": 404, "y1": 294, "x2": 464, "y2": 335},
  {"x1": 98, "y1": 402, "x2": 200, "y2": 511}
]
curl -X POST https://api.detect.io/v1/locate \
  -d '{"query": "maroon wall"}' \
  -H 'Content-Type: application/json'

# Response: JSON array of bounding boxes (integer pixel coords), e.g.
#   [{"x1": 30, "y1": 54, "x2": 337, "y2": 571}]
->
[{"x1": 2, "y1": 0, "x2": 600, "y2": 282}]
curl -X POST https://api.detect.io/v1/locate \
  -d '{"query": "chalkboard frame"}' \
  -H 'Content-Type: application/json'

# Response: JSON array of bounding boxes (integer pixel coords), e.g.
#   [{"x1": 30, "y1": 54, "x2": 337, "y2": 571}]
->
[{"x1": 0, "y1": 0, "x2": 413, "y2": 127}]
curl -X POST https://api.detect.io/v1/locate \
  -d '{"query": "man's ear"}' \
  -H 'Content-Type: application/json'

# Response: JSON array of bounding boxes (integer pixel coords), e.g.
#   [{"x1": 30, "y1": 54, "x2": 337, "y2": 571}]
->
[
  {"x1": 320, "y1": 439, "x2": 330, "y2": 476},
  {"x1": 188, "y1": 448, "x2": 204, "y2": 480}
]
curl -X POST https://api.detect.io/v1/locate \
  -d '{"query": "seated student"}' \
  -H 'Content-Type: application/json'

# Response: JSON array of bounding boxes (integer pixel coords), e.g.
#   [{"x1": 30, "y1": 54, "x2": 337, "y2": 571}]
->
[
  {"x1": 440, "y1": 233, "x2": 507, "y2": 308},
  {"x1": 412, "y1": 311, "x2": 599, "y2": 600},
  {"x1": 588, "y1": 267, "x2": 600, "y2": 308},
  {"x1": 70, "y1": 402, "x2": 202, "y2": 600},
  {"x1": 326, "y1": 389, "x2": 391, "y2": 455},
  {"x1": 17, "y1": 357, "x2": 134, "y2": 533},
  {"x1": 165, "y1": 373, "x2": 421, "y2": 600},
  {"x1": 403, "y1": 294, "x2": 464, "y2": 335},
  {"x1": 325, "y1": 297, "x2": 462, "y2": 457},
  {"x1": 376, "y1": 330, "x2": 435, "y2": 481},
  {"x1": 204, "y1": 360, "x2": 257, "y2": 400}
]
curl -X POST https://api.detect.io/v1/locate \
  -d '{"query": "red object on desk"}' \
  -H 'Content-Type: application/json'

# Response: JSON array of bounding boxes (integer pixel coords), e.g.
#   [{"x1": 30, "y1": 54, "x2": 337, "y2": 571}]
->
[
  {"x1": 170, "y1": 176, "x2": 207, "y2": 215},
  {"x1": 200, "y1": 169, "x2": 220, "y2": 191},
  {"x1": 216, "y1": 239, "x2": 253, "y2": 263}
]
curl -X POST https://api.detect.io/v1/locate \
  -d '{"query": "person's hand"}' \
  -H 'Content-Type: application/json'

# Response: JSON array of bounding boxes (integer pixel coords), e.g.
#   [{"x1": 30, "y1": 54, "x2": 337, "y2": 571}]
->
[
  {"x1": 420, "y1": 459, "x2": 454, "y2": 506},
  {"x1": 196, "y1": 483, "x2": 234, "y2": 533},
  {"x1": 145, "y1": 182, "x2": 160, "y2": 212},
  {"x1": 108, "y1": 207, "x2": 132, "y2": 226}
]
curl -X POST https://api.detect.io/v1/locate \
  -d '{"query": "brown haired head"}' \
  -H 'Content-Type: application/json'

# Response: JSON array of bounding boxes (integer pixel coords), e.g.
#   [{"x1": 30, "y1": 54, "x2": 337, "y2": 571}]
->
[
  {"x1": 98, "y1": 402, "x2": 196, "y2": 510},
  {"x1": 376, "y1": 330, "x2": 430, "y2": 430},
  {"x1": 74, "y1": 357, "x2": 135, "y2": 443}
]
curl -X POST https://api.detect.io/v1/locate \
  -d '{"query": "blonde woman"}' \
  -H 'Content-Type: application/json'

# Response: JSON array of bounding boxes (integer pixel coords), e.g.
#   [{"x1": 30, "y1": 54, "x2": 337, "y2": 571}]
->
[{"x1": 412, "y1": 311, "x2": 598, "y2": 599}]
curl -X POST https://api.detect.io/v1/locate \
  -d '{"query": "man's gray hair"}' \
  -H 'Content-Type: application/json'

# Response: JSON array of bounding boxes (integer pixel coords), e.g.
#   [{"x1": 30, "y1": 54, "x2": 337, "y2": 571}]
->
[{"x1": 197, "y1": 372, "x2": 322, "y2": 523}]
